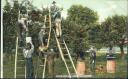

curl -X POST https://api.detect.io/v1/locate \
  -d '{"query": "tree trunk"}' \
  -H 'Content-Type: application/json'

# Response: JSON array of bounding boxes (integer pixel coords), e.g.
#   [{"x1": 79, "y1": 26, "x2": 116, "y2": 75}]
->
[
  {"x1": 119, "y1": 45, "x2": 125, "y2": 59},
  {"x1": 48, "y1": 54, "x2": 55, "y2": 78}
]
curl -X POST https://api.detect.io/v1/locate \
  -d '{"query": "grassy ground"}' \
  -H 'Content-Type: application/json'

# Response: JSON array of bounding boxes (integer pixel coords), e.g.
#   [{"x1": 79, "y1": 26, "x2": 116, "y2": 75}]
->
[
  {"x1": 3, "y1": 52, "x2": 127, "y2": 78},
  {"x1": 94, "y1": 53, "x2": 127, "y2": 78}
]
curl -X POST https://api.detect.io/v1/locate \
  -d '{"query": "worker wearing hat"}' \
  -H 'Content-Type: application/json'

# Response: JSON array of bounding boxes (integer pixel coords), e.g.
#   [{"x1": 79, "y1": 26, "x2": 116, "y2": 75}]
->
[
  {"x1": 52, "y1": 1, "x2": 56, "y2": 4},
  {"x1": 50, "y1": 1, "x2": 62, "y2": 38}
]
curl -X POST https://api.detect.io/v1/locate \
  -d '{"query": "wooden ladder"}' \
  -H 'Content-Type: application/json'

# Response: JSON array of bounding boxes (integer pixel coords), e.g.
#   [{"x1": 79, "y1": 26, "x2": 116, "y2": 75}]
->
[
  {"x1": 54, "y1": 30, "x2": 78, "y2": 78},
  {"x1": 14, "y1": 37, "x2": 26, "y2": 78},
  {"x1": 35, "y1": 52, "x2": 47, "y2": 78}
]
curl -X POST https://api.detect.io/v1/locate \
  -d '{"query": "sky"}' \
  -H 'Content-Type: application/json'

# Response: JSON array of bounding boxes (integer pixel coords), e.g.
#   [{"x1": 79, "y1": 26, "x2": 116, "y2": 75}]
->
[{"x1": 2, "y1": 0, "x2": 127, "y2": 22}]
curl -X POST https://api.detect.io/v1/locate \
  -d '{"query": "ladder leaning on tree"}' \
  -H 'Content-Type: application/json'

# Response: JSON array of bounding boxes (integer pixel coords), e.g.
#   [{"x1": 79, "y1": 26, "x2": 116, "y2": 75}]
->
[
  {"x1": 14, "y1": 37, "x2": 26, "y2": 78},
  {"x1": 14, "y1": 0, "x2": 31, "y2": 78},
  {"x1": 38, "y1": 7, "x2": 79, "y2": 78},
  {"x1": 54, "y1": 30, "x2": 79, "y2": 78},
  {"x1": 38, "y1": 9, "x2": 52, "y2": 51},
  {"x1": 49, "y1": 4, "x2": 78, "y2": 77},
  {"x1": 35, "y1": 51, "x2": 47, "y2": 78},
  {"x1": 14, "y1": 10, "x2": 27, "y2": 79},
  {"x1": 36, "y1": 9, "x2": 52, "y2": 78}
]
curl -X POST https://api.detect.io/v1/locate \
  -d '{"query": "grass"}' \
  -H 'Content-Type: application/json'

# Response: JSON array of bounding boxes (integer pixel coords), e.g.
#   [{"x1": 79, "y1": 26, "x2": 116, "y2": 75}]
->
[
  {"x1": 3, "y1": 52, "x2": 127, "y2": 78},
  {"x1": 95, "y1": 54, "x2": 127, "y2": 78}
]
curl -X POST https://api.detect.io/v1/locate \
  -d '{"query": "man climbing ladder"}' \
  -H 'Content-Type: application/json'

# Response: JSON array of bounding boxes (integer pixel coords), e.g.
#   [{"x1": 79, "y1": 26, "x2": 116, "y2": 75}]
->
[
  {"x1": 18, "y1": 16, "x2": 28, "y2": 47},
  {"x1": 15, "y1": 1, "x2": 34, "y2": 78}
]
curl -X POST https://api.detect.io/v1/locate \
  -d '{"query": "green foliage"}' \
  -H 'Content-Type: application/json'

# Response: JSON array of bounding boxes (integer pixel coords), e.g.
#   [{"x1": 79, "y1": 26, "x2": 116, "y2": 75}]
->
[
  {"x1": 3, "y1": 1, "x2": 127, "y2": 57},
  {"x1": 3, "y1": 0, "x2": 43, "y2": 53},
  {"x1": 67, "y1": 5, "x2": 98, "y2": 26},
  {"x1": 3, "y1": 0, "x2": 19, "y2": 53},
  {"x1": 63, "y1": 5, "x2": 99, "y2": 52},
  {"x1": 87, "y1": 23, "x2": 103, "y2": 49},
  {"x1": 101, "y1": 15, "x2": 127, "y2": 47}
]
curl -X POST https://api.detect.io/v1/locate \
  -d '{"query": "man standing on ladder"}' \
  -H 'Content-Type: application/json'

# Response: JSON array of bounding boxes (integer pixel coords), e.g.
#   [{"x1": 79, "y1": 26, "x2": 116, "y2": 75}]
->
[
  {"x1": 50, "y1": 1, "x2": 62, "y2": 38},
  {"x1": 23, "y1": 38, "x2": 34, "y2": 78},
  {"x1": 18, "y1": 15, "x2": 29, "y2": 47},
  {"x1": 38, "y1": 25, "x2": 48, "y2": 51},
  {"x1": 18, "y1": 0, "x2": 32, "y2": 47}
]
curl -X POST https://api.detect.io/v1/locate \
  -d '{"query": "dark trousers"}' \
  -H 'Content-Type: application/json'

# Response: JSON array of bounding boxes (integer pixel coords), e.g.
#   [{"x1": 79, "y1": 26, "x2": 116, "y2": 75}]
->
[
  {"x1": 90, "y1": 59, "x2": 96, "y2": 75},
  {"x1": 19, "y1": 32, "x2": 26, "y2": 47},
  {"x1": 26, "y1": 58, "x2": 34, "y2": 79}
]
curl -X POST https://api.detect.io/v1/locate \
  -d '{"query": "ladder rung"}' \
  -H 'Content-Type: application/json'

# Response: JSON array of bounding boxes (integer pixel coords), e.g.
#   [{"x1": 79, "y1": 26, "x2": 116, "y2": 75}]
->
[
  {"x1": 40, "y1": 65, "x2": 44, "y2": 67},
  {"x1": 17, "y1": 67, "x2": 24, "y2": 68},
  {"x1": 60, "y1": 43, "x2": 64, "y2": 44},
  {"x1": 71, "y1": 73, "x2": 76, "y2": 75},
  {"x1": 64, "y1": 54, "x2": 69, "y2": 56},
  {"x1": 16, "y1": 75, "x2": 25, "y2": 77},
  {"x1": 18, "y1": 54, "x2": 23, "y2": 56},
  {"x1": 61, "y1": 48, "x2": 66, "y2": 50},
  {"x1": 18, "y1": 47, "x2": 23, "y2": 49},
  {"x1": 46, "y1": 17, "x2": 49, "y2": 19},
  {"x1": 60, "y1": 44, "x2": 65, "y2": 46},
  {"x1": 68, "y1": 67, "x2": 72, "y2": 68},
  {"x1": 18, "y1": 53, "x2": 23, "y2": 54},
  {"x1": 18, "y1": 60, "x2": 25, "y2": 61},
  {"x1": 46, "y1": 21, "x2": 50, "y2": 23},
  {"x1": 51, "y1": 22, "x2": 55, "y2": 24},
  {"x1": 42, "y1": 58, "x2": 46, "y2": 59},
  {"x1": 41, "y1": 27, "x2": 50, "y2": 29}
]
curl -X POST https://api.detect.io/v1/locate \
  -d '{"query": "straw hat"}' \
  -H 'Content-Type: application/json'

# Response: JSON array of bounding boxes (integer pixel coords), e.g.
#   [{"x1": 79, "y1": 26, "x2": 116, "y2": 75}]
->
[{"x1": 52, "y1": 1, "x2": 56, "y2": 4}]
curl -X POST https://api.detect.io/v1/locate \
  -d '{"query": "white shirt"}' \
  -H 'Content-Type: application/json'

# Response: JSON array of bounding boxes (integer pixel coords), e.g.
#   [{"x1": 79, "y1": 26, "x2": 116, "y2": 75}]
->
[
  {"x1": 108, "y1": 47, "x2": 115, "y2": 53},
  {"x1": 23, "y1": 43, "x2": 34, "y2": 58},
  {"x1": 18, "y1": 18, "x2": 28, "y2": 31}
]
